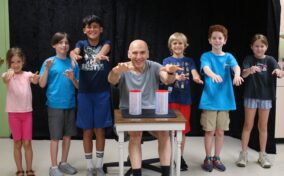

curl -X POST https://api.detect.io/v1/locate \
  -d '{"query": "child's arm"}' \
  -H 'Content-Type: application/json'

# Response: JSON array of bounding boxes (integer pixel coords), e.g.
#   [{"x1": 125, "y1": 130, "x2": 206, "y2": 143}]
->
[
  {"x1": 1, "y1": 69, "x2": 14, "y2": 84},
  {"x1": 203, "y1": 66, "x2": 223, "y2": 83},
  {"x1": 64, "y1": 69, "x2": 79, "y2": 89},
  {"x1": 232, "y1": 65, "x2": 244, "y2": 86},
  {"x1": 29, "y1": 71, "x2": 40, "y2": 84},
  {"x1": 191, "y1": 69, "x2": 203, "y2": 84},
  {"x1": 70, "y1": 48, "x2": 82, "y2": 67},
  {"x1": 39, "y1": 59, "x2": 54, "y2": 88},
  {"x1": 93, "y1": 43, "x2": 111, "y2": 63}
]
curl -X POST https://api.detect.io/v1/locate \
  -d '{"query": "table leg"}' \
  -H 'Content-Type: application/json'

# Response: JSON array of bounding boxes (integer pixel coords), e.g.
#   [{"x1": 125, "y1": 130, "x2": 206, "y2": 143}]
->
[
  {"x1": 175, "y1": 131, "x2": 182, "y2": 176},
  {"x1": 118, "y1": 131, "x2": 124, "y2": 176},
  {"x1": 170, "y1": 131, "x2": 175, "y2": 176}
]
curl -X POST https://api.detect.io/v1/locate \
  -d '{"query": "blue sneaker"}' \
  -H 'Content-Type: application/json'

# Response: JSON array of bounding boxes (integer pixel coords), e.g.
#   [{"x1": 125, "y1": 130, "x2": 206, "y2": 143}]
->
[
  {"x1": 213, "y1": 156, "x2": 226, "y2": 171},
  {"x1": 202, "y1": 156, "x2": 213, "y2": 172}
]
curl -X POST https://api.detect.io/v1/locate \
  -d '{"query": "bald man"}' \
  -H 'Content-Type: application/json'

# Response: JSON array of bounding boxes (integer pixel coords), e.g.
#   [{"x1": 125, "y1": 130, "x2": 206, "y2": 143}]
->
[{"x1": 108, "y1": 40, "x2": 182, "y2": 176}]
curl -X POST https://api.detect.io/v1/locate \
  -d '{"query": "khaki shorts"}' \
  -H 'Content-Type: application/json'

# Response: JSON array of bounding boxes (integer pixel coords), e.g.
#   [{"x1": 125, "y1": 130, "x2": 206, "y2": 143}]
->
[{"x1": 200, "y1": 110, "x2": 230, "y2": 131}]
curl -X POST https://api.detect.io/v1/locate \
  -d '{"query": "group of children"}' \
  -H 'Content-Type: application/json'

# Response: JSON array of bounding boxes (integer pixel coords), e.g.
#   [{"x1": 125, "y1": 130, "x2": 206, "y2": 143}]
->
[{"x1": 1, "y1": 13, "x2": 282, "y2": 176}]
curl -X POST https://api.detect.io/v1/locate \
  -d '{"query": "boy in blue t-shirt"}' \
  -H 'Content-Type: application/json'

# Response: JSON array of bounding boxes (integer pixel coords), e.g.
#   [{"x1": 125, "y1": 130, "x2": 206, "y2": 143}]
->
[
  {"x1": 199, "y1": 25, "x2": 243, "y2": 172},
  {"x1": 163, "y1": 32, "x2": 203, "y2": 171},
  {"x1": 70, "y1": 14, "x2": 112, "y2": 176},
  {"x1": 39, "y1": 32, "x2": 79, "y2": 176}
]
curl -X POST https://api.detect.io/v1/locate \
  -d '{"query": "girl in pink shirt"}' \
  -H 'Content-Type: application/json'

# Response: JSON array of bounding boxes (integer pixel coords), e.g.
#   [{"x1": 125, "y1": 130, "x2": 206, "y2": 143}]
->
[{"x1": 2, "y1": 47, "x2": 39, "y2": 176}]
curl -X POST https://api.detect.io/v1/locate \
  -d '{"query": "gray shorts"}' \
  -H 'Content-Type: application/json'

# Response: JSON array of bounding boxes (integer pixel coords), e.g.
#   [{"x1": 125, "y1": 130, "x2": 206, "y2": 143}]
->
[
  {"x1": 48, "y1": 108, "x2": 77, "y2": 140},
  {"x1": 244, "y1": 98, "x2": 272, "y2": 109}
]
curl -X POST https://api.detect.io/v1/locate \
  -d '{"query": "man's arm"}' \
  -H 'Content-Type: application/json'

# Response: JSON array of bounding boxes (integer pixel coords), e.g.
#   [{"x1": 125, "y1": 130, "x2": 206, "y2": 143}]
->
[{"x1": 108, "y1": 62, "x2": 133, "y2": 85}]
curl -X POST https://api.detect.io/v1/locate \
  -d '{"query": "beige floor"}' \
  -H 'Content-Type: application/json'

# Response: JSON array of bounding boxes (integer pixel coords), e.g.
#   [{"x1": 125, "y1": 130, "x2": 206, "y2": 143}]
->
[{"x1": 0, "y1": 136, "x2": 283, "y2": 176}]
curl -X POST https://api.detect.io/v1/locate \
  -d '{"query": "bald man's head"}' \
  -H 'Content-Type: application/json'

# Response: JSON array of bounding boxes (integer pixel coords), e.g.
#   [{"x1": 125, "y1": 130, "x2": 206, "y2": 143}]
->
[
  {"x1": 128, "y1": 39, "x2": 149, "y2": 70},
  {"x1": 129, "y1": 40, "x2": 149, "y2": 51}
]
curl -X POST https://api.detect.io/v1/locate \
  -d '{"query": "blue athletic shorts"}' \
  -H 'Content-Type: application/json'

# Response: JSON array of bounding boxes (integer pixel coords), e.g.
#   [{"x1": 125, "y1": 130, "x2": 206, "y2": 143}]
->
[
  {"x1": 244, "y1": 98, "x2": 272, "y2": 109},
  {"x1": 76, "y1": 91, "x2": 113, "y2": 129}
]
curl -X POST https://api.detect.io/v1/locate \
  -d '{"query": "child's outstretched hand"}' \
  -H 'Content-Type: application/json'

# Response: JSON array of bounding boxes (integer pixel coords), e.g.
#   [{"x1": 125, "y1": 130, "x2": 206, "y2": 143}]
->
[
  {"x1": 272, "y1": 68, "x2": 283, "y2": 78},
  {"x1": 176, "y1": 73, "x2": 186, "y2": 81},
  {"x1": 233, "y1": 75, "x2": 243, "y2": 86},
  {"x1": 193, "y1": 77, "x2": 204, "y2": 84},
  {"x1": 30, "y1": 71, "x2": 40, "y2": 84},
  {"x1": 210, "y1": 74, "x2": 223, "y2": 83},
  {"x1": 45, "y1": 59, "x2": 54, "y2": 70},
  {"x1": 64, "y1": 69, "x2": 75, "y2": 80},
  {"x1": 2, "y1": 68, "x2": 15, "y2": 81},
  {"x1": 70, "y1": 50, "x2": 82, "y2": 68},
  {"x1": 160, "y1": 64, "x2": 183, "y2": 74},
  {"x1": 93, "y1": 54, "x2": 109, "y2": 64}
]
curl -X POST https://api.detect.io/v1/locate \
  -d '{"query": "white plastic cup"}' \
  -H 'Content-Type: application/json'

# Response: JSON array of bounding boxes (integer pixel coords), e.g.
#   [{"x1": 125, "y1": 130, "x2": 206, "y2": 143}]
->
[
  {"x1": 129, "y1": 90, "x2": 142, "y2": 115},
  {"x1": 155, "y1": 90, "x2": 168, "y2": 115}
]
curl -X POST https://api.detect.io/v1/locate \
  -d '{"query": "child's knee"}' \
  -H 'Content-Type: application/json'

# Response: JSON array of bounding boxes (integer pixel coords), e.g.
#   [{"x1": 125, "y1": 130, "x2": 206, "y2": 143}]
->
[
  {"x1": 215, "y1": 129, "x2": 224, "y2": 137},
  {"x1": 23, "y1": 140, "x2": 32, "y2": 149},
  {"x1": 14, "y1": 140, "x2": 23, "y2": 149}
]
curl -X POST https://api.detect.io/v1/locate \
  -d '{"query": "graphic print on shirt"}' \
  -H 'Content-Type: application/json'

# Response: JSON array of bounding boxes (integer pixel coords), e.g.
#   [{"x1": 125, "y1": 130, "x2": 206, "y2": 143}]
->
[
  {"x1": 255, "y1": 62, "x2": 267, "y2": 72},
  {"x1": 173, "y1": 61, "x2": 191, "y2": 89},
  {"x1": 81, "y1": 45, "x2": 104, "y2": 71}
]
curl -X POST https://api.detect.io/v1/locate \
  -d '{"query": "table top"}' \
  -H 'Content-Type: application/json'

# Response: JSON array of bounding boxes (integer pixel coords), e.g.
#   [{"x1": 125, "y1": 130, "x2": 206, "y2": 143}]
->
[{"x1": 115, "y1": 109, "x2": 186, "y2": 124}]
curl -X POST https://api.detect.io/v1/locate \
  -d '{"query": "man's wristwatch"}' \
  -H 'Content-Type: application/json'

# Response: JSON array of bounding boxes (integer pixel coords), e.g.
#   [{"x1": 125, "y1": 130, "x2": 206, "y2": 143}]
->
[{"x1": 167, "y1": 72, "x2": 175, "y2": 75}]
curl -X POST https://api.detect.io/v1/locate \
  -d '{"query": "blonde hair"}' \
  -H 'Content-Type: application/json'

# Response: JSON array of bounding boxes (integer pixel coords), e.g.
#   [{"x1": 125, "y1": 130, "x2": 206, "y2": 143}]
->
[{"x1": 168, "y1": 32, "x2": 189, "y2": 51}]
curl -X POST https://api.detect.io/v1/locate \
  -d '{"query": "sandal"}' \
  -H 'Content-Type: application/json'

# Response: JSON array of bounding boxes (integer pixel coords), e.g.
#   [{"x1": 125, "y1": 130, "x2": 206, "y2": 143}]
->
[
  {"x1": 16, "y1": 170, "x2": 24, "y2": 176},
  {"x1": 26, "y1": 170, "x2": 36, "y2": 176}
]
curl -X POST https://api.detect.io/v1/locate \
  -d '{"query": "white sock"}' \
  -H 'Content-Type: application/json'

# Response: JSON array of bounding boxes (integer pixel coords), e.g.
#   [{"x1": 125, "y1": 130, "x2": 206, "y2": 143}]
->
[
  {"x1": 85, "y1": 153, "x2": 94, "y2": 169},
  {"x1": 96, "y1": 151, "x2": 104, "y2": 168}
]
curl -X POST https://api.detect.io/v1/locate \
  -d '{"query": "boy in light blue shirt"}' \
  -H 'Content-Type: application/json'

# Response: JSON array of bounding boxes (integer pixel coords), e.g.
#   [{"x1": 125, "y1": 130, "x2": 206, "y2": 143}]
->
[{"x1": 199, "y1": 24, "x2": 243, "y2": 172}]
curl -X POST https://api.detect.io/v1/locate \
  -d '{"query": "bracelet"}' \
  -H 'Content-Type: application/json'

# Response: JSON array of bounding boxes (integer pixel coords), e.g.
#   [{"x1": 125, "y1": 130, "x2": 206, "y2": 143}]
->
[{"x1": 167, "y1": 72, "x2": 175, "y2": 75}]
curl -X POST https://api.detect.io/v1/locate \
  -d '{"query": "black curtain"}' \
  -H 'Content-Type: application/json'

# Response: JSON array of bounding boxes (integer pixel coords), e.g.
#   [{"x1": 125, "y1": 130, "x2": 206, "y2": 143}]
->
[{"x1": 9, "y1": 0, "x2": 280, "y2": 153}]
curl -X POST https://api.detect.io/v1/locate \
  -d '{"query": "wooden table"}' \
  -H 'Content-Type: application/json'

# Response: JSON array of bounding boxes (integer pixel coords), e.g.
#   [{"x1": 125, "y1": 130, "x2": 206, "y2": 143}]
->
[{"x1": 114, "y1": 109, "x2": 186, "y2": 176}]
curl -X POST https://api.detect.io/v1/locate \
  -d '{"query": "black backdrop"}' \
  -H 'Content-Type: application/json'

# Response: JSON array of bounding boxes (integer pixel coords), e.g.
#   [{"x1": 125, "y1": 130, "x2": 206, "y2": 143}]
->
[{"x1": 9, "y1": 0, "x2": 280, "y2": 153}]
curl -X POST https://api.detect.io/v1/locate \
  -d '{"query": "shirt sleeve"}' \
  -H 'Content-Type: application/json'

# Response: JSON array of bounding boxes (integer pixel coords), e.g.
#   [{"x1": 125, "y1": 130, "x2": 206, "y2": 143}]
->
[
  {"x1": 39, "y1": 60, "x2": 47, "y2": 76},
  {"x1": 189, "y1": 58, "x2": 197, "y2": 71},
  {"x1": 75, "y1": 40, "x2": 83, "y2": 49},
  {"x1": 163, "y1": 58, "x2": 169, "y2": 66},
  {"x1": 242, "y1": 56, "x2": 251, "y2": 69},
  {"x1": 269, "y1": 56, "x2": 280, "y2": 70},
  {"x1": 26, "y1": 71, "x2": 33, "y2": 83},
  {"x1": 228, "y1": 53, "x2": 238, "y2": 69},
  {"x1": 200, "y1": 53, "x2": 210, "y2": 74}
]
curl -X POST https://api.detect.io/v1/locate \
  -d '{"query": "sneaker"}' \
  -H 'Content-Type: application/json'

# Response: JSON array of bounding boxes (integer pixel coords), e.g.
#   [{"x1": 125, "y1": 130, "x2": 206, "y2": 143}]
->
[
  {"x1": 86, "y1": 168, "x2": 96, "y2": 176},
  {"x1": 96, "y1": 167, "x2": 106, "y2": 176},
  {"x1": 59, "y1": 162, "x2": 77, "y2": 175},
  {"x1": 49, "y1": 167, "x2": 63, "y2": 176},
  {"x1": 236, "y1": 151, "x2": 248, "y2": 167},
  {"x1": 212, "y1": 156, "x2": 226, "y2": 171},
  {"x1": 180, "y1": 156, "x2": 188, "y2": 171},
  {"x1": 201, "y1": 156, "x2": 213, "y2": 172},
  {"x1": 258, "y1": 153, "x2": 272, "y2": 168}
]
